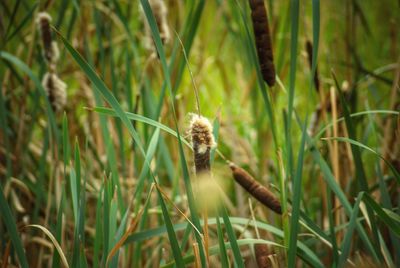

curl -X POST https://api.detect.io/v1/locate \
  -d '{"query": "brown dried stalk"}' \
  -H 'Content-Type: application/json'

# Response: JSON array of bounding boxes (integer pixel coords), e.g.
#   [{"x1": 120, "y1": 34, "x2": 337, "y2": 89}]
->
[
  {"x1": 249, "y1": 0, "x2": 276, "y2": 87},
  {"x1": 229, "y1": 162, "x2": 281, "y2": 214}
]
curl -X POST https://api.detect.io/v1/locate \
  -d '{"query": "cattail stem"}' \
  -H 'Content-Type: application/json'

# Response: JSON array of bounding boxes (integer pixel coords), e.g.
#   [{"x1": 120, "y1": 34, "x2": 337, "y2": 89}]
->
[
  {"x1": 229, "y1": 162, "x2": 282, "y2": 214},
  {"x1": 249, "y1": 0, "x2": 276, "y2": 87}
]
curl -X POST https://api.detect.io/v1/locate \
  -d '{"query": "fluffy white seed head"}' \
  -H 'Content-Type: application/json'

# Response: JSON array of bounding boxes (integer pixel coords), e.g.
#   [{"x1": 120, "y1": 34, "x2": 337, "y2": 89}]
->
[
  {"x1": 36, "y1": 12, "x2": 52, "y2": 25},
  {"x1": 189, "y1": 114, "x2": 216, "y2": 154}
]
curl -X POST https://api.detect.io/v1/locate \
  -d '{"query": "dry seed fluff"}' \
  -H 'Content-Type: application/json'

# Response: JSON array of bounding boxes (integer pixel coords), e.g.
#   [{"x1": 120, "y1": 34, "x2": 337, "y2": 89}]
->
[
  {"x1": 42, "y1": 72, "x2": 67, "y2": 113},
  {"x1": 189, "y1": 115, "x2": 216, "y2": 174}
]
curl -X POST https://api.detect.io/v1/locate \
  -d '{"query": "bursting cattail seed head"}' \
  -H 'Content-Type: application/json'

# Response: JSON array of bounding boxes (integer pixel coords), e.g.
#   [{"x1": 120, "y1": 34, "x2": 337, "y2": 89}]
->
[
  {"x1": 189, "y1": 115, "x2": 216, "y2": 174},
  {"x1": 42, "y1": 72, "x2": 67, "y2": 113},
  {"x1": 229, "y1": 162, "x2": 282, "y2": 214},
  {"x1": 36, "y1": 12, "x2": 58, "y2": 64},
  {"x1": 249, "y1": 0, "x2": 276, "y2": 87}
]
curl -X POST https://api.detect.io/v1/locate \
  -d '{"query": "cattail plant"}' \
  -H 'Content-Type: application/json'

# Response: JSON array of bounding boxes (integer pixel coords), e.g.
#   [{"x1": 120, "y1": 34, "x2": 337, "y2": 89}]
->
[
  {"x1": 36, "y1": 12, "x2": 66, "y2": 113},
  {"x1": 189, "y1": 114, "x2": 216, "y2": 266},
  {"x1": 229, "y1": 162, "x2": 282, "y2": 214},
  {"x1": 36, "y1": 12, "x2": 59, "y2": 67},
  {"x1": 189, "y1": 115, "x2": 216, "y2": 174},
  {"x1": 41, "y1": 72, "x2": 67, "y2": 113},
  {"x1": 249, "y1": 0, "x2": 276, "y2": 87}
]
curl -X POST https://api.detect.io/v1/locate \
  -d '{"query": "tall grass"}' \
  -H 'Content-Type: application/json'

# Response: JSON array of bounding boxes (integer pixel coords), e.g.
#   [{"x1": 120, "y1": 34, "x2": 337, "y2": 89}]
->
[{"x1": 1, "y1": 0, "x2": 399, "y2": 267}]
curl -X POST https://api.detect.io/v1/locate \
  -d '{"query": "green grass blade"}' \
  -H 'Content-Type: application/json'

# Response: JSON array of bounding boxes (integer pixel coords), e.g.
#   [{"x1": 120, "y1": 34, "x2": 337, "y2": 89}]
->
[
  {"x1": 156, "y1": 188, "x2": 185, "y2": 267},
  {"x1": 220, "y1": 207, "x2": 244, "y2": 267},
  {"x1": 93, "y1": 186, "x2": 104, "y2": 268},
  {"x1": 216, "y1": 216, "x2": 229, "y2": 267},
  {"x1": 338, "y1": 192, "x2": 364, "y2": 266},
  {"x1": 322, "y1": 137, "x2": 400, "y2": 184},
  {"x1": 134, "y1": 128, "x2": 160, "y2": 213},
  {"x1": 288, "y1": 118, "x2": 308, "y2": 267}
]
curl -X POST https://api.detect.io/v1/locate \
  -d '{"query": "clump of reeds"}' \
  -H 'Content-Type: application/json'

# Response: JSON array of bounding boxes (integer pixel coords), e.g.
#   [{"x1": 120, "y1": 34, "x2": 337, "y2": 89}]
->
[
  {"x1": 189, "y1": 114, "x2": 216, "y2": 174},
  {"x1": 229, "y1": 161, "x2": 281, "y2": 214},
  {"x1": 249, "y1": 0, "x2": 275, "y2": 87},
  {"x1": 36, "y1": 12, "x2": 66, "y2": 113}
]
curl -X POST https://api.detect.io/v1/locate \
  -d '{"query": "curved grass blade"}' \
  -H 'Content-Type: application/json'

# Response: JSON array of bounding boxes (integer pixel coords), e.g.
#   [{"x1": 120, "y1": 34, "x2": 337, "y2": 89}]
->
[
  {"x1": 315, "y1": 110, "x2": 399, "y2": 139},
  {"x1": 93, "y1": 107, "x2": 192, "y2": 149},
  {"x1": 321, "y1": 137, "x2": 400, "y2": 184},
  {"x1": 25, "y1": 224, "x2": 69, "y2": 268}
]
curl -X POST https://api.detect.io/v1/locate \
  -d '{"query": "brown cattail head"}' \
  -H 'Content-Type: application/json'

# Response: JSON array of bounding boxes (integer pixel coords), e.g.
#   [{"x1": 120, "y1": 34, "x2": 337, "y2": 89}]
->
[
  {"x1": 229, "y1": 162, "x2": 281, "y2": 214},
  {"x1": 189, "y1": 115, "x2": 216, "y2": 174},
  {"x1": 249, "y1": 0, "x2": 275, "y2": 87},
  {"x1": 254, "y1": 244, "x2": 272, "y2": 268},
  {"x1": 305, "y1": 40, "x2": 320, "y2": 92},
  {"x1": 36, "y1": 12, "x2": 59, "y2": 64},
  {"x1": 42, "y1": 72, "x2": 67, "y2": 113}
]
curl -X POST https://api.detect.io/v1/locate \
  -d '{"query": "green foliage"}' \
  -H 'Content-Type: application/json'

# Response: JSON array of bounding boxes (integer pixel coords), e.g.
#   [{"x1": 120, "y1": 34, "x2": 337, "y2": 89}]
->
[{"x1": 0, "y1": 0, "x2": 399, "y2": 267}]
